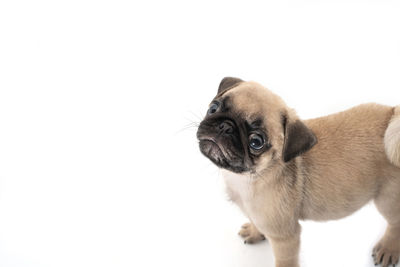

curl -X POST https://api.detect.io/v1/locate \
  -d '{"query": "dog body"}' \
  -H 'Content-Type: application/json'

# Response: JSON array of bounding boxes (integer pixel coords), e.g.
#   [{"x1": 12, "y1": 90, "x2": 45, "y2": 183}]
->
[{"x1": 197, "y1": 78, "x2": 400, "y2": 267}]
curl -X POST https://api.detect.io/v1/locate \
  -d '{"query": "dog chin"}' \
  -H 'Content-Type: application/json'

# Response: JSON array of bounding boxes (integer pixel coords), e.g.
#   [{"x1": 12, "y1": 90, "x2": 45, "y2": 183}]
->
[{"x1": 199, "y1": 139, "x2": 248, "y2": 173}]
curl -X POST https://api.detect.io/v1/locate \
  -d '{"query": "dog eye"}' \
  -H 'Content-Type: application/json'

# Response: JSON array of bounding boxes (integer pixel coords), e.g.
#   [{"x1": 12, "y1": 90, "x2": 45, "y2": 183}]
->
[
  {"x1": 207, "y1": 102, "x2": 219, "y2": 115},
  {"x1": 249, "y1": 134, "x2": 264, "y2": 150}
]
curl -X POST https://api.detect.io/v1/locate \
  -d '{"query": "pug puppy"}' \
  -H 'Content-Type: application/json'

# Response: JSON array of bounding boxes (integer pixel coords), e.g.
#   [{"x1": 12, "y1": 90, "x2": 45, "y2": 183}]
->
[{"x1": 196, "y1": 77, "x2": 400, "y2": 267}]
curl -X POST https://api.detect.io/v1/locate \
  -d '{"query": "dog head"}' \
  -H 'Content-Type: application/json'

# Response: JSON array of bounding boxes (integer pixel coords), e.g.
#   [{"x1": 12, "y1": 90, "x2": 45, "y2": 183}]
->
[{"x1": 196, "y1": 77, "x2": 317, "y2": 174}]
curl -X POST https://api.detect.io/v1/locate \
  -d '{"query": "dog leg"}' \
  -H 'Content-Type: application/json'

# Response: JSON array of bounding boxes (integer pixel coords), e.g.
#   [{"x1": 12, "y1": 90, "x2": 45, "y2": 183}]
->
[
  {"x1": 238, "y1": 222, "x2": 266, "y2": 244},
  {"x1": 373, "y1": 225, "x2": 400, "y2": 267},
  {"x1": 373, "y1": 175, "x2": 400, "y2": 267},
  {"x1": 268, "y1": 224, "x2": 301, "y2": 267}
]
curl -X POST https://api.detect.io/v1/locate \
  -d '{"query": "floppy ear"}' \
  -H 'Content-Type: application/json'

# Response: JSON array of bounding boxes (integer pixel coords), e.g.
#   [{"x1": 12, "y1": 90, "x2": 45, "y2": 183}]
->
[
  {"x1": 282, "y1": 116, "x2": 317, "y2": 162},
  {"x1": 218, "y1": 77, "x2": 243, "y2": 94}
]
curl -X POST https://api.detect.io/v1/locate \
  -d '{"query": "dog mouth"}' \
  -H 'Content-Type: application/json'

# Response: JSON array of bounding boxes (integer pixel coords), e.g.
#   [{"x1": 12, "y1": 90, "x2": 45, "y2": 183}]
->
[
  {"x1": 199, "y1": 138, "x2": 227, "y2": 164},
  {"x1": 198, "y1": 137, "x2": 247, "y2": 173}
]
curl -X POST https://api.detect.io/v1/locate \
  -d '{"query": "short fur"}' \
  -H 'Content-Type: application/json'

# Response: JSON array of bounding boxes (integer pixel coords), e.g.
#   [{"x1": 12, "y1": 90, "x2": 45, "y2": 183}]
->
[
  {"x1": 385, "y1": 106, "x2": 400, "y2": 167},
  {"x1": 197, "y1": 78, "x2": 400, "y2": 267}
]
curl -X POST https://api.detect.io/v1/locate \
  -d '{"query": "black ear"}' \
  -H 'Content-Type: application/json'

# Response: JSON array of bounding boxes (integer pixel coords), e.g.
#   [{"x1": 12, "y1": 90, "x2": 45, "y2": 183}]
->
[
  {"x1": 282, "y1": 116, "x2": 317, "y2": 162},
  {"x1": 218, "y1": 77, "x2": 243, "y2": 94}
]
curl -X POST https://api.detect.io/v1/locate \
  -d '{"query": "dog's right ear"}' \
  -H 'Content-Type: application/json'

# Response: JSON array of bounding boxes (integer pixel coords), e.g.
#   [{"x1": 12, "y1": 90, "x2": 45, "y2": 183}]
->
[{"x1": 218, "y1": 77, "x2": 243, "y2": 95}]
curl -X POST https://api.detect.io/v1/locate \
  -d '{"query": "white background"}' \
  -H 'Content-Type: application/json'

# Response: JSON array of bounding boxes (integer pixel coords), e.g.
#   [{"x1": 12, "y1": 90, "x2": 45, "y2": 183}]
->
[{"x1": 0, "y1": 0, "x2": 399, "y2": 266}]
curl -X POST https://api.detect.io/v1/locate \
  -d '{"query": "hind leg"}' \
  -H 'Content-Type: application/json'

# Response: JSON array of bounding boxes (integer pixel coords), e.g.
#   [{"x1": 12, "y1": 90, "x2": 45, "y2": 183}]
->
[
  {"x1": 373, "y1": 225, "x2": 400, "y2": 267},
  {"x1": 373, "y1": 173, "x2": 400, "y2": 267}
]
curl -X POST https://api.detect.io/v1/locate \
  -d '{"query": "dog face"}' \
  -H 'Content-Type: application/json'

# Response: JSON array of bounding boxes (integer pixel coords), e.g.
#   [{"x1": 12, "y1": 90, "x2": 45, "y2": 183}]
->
[{"x1": 196, "y1": 77, "x2": 317, "y2": 174}]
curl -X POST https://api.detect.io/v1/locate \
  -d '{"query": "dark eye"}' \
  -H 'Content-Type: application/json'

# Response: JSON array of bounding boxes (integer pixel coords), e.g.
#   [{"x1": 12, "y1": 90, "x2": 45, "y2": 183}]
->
[
  {"x1": 207, "y1": 102, "x2": 219, "y2": 115},
  {"x1": 249, "y1": 134, "x2": 264, "y2": 150}
]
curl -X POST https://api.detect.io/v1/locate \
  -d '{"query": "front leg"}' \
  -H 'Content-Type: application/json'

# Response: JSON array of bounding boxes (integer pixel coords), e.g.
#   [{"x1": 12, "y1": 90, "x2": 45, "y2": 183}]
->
[{"x1": 268, "y1": 224, "x2": 301, "y2": 267}]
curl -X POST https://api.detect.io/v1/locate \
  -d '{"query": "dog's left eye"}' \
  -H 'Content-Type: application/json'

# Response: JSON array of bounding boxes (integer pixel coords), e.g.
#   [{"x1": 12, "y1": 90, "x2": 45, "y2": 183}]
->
[
  {"x1": 249, "y1": 134, "x2": 264, "y2": 150},
  {"x1": 207, "y1": 102, "x2": 219, "y2": 115}
]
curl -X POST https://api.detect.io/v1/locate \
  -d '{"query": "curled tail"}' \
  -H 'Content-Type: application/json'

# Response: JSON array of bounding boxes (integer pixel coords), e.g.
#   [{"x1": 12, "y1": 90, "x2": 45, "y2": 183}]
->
[{"x1": 385, "y1": 106, "x2": 400, "y2": 167}]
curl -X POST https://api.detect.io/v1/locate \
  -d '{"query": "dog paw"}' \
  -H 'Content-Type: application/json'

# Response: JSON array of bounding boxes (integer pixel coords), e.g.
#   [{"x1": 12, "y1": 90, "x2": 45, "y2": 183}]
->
[
  {"x1": 372, "y1": 242, "x2": 400, "y2": 267},
  {"x1": 238, "y1": 222, "x2": 266, "y2": 244}
]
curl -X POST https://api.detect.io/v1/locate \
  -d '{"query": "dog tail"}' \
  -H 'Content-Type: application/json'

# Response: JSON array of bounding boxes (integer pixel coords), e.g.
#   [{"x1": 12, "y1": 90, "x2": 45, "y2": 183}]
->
[{"x1": 384, "y1": 106, "x2": 400, "y2": 167}]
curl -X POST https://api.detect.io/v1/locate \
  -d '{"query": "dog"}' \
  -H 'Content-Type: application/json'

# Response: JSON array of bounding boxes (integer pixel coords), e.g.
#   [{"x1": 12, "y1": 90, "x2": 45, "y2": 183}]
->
[{"x1": 196, "y1": 77, "x2": 400, "y2": 267}]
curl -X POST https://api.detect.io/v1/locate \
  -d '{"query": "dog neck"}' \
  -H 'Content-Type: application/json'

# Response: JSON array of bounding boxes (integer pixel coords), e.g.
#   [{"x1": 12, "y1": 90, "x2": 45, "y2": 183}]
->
[{"x1": 221, "y1": 158, "x2": 305, "y2": 220}]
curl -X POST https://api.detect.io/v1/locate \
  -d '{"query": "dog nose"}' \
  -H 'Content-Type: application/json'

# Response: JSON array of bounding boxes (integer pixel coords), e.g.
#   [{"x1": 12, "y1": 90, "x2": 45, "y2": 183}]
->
[{"x1": 219, "y1": 120, "x2": 234, "y2": 134}]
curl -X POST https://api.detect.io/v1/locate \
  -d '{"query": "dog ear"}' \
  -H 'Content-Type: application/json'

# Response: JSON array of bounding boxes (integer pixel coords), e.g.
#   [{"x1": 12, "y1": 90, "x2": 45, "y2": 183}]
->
[
  {"x1": 282, "y1": 115, "x2": 317, "y2": 162},
  {"x1": 218, "y1": 77, "x2": 243, "y2": 94}
]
